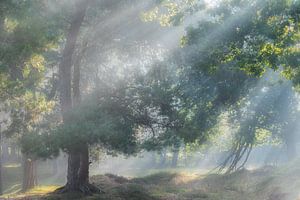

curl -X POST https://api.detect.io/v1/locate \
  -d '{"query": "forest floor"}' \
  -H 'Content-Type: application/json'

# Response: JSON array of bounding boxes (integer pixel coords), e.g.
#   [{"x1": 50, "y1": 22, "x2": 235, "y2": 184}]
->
[{"x1": 2, "y1": 161, "x2": 300, "y2": 200}]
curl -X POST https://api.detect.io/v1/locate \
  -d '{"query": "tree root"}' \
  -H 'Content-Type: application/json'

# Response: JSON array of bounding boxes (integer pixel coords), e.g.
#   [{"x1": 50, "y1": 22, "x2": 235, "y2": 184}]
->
[
  {"x1": 55, "y1": 183, "x2": 103, "y2": 195},
  {"x1": 218, "y1": 141, "x2": 253, "y2": 173}
]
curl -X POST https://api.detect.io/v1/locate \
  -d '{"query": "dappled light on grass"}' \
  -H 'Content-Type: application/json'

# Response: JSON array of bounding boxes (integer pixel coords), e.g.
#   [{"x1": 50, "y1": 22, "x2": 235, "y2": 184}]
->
[
  {"x1": 132, "y1": 171, "x2": 203, "y2": 186},
  {"x1": 25, "y1": 186, "x2": 60, "y2": 195},
  {"x1": 3, "y1": 164, "x2": 22, "y2": 169},
  {"x1": 2, "y1": 184, "x2": 21, "y2": 196},
  {"x1": 2, "y1": 165, "x2": 22, "y2": 195},
  {"x1": 1, "y1": 186, "x2": 60, "y2": 199}
]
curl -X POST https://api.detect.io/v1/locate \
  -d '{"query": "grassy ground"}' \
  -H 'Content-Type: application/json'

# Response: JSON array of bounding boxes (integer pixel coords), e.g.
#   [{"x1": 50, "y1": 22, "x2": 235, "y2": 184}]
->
[
  {"x1": 2, "y1": 162, "x2": 64, "y2": 196},
  {"x1": 3, "y1": 161, "x2": 300, "y2": 200},
  {"x1": 2, "y1": 163, "x2": 22, "y2": 194}
]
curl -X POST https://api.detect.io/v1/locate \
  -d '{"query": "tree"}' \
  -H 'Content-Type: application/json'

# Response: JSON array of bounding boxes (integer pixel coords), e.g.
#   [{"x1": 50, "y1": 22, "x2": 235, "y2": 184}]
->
[
  {"x1": 55, "y1": 0, "x2": 98, "y2": 193},
  {"x1": 180, "y1": 0, "x2": 300, "y2": 170},
  {"x1": 20, "y1": 0, "x2": 163, "y2": 193},
  {"x1": 143, "y1": 0, "x2": 300, "y2": 171},
  {"x1": 0, "y1": 0, "x2": 63, "y2": 190}
]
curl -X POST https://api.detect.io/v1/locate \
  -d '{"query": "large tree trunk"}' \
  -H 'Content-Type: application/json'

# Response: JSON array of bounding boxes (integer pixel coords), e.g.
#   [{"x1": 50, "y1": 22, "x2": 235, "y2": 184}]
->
[
  {"x1": 65, "y1": 151, "x2": 80, "y2": 190},
  {"x1": 59, "y1": 0, "x2": 88, "y2": 115},
  {"x1": 57, "y1": 0, "x2": 96, "y2": 194},
  {"x1": 61, "y1": 149, "x2": 99, "y2": 194},
  {"x1": 22, "y1": 155, "x2": 37, "y2": 191},
  {"x1": 73, "y1": 50, "x2": 92, "y2": 191},
  {"x1": 78, "y1": 143, "x2": 89, "y2": 184},
  {"x1": 72, "y1": 43, "x2": 84, "y2": 106},
  {"x1": 73, "y1": 40, "x2": 90, "y2": 189}
]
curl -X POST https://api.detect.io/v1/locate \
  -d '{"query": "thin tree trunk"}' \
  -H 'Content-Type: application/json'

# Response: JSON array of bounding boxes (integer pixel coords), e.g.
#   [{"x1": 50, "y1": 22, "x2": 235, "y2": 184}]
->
[
  {"x1": 159, "y1": 149, "x2": 167, "y2": 168},
  {"x1": 171, "y1": 148, "x2": 179, "y2": 168},
  {"x1": 2, "y1": 140, "x2": 9, "y2": 162},
  {"x1": 183, "y1": 145, "x2": 188, "y2": 167},
  {"x1": 17, "y1": 147, "x2": 22, "y2": 162},
  {"x1": 11, "y1": 144, "x2": 17, "y2": 162},
  {"x1": 150, "y1": 152, "x2": 156, "y2": 167},
  {"x1": 284, "y1": 123, "x2": 297, "y2": 161},
  {"x1": 286, "y1": 133, "x2": 296, "y2": 161},
  {"x1": 34, "y1": 160, "x2": 38, "y2": 186},
  {"x1": 0, "y1": 152, "x2": 2, "y2": 195},
  {"x1": 0, "y1": 126, "x2": 3, "y2": 195}
]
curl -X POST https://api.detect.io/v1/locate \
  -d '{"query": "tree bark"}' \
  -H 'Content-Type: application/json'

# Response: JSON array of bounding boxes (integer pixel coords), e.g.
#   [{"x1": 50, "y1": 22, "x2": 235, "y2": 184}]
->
[
  {"x1": 59, "y1": 0, "x2": 89, "y2": 116},
  {"x1": 78, "y1": 143, "x2": 89, "y2": 184},
  {"x1": 65, "y1": 151, "x2": 80, "y2": 190},
  {"x1": 73, "y1": 40, "x2": 90, "y2": 188},
  {"x1": 22, "y1": 155, "x2": 37, "y2": 191},
  {"x1": 72, "y1": 43, "x2": 85, "y2": 106},
  {"x1": 73, "y1": 41, "x2": 91, "y2": 189},
  {"x1": 60, "y1": 0, "x2": 87, "y2": 168}
]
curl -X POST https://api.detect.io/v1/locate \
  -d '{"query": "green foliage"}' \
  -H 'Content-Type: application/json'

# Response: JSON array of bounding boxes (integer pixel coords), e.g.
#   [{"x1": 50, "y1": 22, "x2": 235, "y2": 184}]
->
[
  {"x1": 142, "y1": 0, "x2": 204, "y2": 26},
  {"x1": 21, "y1": 131, "x2": 60, "y2": 159},
  {"x1": 0, "y1": 1, "x2": 64, "y2": 162},
  {"x1": 172, "y1": 0, "x2": 300, "y2": 170},
  {"x1": 183, "y1": 0, "x2": 300, "y2": 79},
  {"x1": 2, "y1": 0, "x2": 300, "y2": 171},
  {"x1": 50, "y1": 89, "x2": 140, "y2": 155}
]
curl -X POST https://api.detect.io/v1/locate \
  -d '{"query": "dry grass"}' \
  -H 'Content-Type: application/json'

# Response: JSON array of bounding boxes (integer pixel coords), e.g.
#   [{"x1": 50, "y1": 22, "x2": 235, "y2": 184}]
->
[
  {"x1": 1, "y1": 186, "x2": 60, "y2": 200},
  {"x1": 3, "y1": 161, "x2": 300, "y2": 200}
]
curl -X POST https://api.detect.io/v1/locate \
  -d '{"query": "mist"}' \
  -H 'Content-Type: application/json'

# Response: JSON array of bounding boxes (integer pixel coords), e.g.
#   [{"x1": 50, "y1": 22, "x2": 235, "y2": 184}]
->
[{"x1": 1, "y1": 0, "x2": 300, "y2": 199}]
